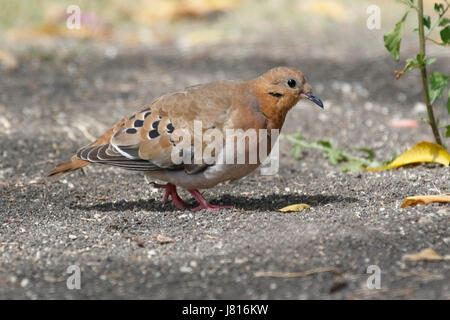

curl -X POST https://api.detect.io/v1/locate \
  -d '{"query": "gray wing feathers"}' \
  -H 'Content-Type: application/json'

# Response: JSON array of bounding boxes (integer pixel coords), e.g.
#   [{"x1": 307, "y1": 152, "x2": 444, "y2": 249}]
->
[{"x1": 77, "y1": 144, "x2": 165, "y2": 171}]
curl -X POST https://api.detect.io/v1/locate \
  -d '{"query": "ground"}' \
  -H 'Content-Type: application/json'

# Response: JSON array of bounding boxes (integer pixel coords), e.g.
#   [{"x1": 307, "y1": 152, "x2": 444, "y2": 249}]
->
[{"x1": 0, "y1": 1, "x2": 449, "y2": 299}]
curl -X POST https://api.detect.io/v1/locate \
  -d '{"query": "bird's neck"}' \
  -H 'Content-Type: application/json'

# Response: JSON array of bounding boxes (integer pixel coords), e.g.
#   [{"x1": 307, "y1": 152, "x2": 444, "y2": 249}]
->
[{"x1": 246, "y1": 82, "x2": 288, "y2": 130}]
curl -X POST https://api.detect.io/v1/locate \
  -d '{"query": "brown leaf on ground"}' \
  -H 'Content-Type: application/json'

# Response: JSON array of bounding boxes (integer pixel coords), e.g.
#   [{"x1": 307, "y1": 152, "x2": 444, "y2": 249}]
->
[
  {"x1": 402, "y1": 248, "x2": 450, "y2": 262},
  {"x1": 254, "y1": 266, "x2": 340, "y2": 278},
  {"x1": 156, "y1": 235, "x2": 173, "y2": 244},
  {"x1": 401, "y1": 194, "x2": 450, "y2": 208}
]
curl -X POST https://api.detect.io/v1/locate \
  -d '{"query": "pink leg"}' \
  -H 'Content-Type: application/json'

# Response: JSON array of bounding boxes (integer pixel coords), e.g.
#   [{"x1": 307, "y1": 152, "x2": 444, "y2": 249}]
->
[
  {"x1": 153, "y1": 183, "x2": 188, "y2": 210},
  {"x1": 188, "y1": 189, "x2": 233, "y2": 212}
]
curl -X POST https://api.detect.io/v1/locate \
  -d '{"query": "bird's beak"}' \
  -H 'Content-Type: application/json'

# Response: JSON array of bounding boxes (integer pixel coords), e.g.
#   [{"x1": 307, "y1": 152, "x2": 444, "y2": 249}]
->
[{"x1": 301, "y1": 92, "x2": 324, "y2": 109}]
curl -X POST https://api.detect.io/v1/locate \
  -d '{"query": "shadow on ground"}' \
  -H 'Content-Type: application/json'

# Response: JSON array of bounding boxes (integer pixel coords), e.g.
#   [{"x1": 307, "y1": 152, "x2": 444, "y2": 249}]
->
[{"x1": 70, "y1": 193, "x2": 358, "y2": 212}]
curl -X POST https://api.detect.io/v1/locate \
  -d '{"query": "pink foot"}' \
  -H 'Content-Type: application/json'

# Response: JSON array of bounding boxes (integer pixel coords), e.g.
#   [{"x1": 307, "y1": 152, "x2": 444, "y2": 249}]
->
[
  {"x1": 153, "y1": 183, "x2": 188, "y2": 210},
  {"x1": 188, "y1": 189, "x2": 233, "y2": 212}
]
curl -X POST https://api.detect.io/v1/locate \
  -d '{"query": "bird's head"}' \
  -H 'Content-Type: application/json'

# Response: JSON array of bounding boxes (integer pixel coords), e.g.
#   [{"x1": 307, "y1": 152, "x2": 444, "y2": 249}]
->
[{"x1": 251, "y1": 66, "x2": 323, "y2": 128}]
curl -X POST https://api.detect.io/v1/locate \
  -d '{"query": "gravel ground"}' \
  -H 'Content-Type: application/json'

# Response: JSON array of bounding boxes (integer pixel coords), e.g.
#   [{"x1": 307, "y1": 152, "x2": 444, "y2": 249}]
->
[{"x1": 0, "y1": 38, "x2": 449, "y2": 299}]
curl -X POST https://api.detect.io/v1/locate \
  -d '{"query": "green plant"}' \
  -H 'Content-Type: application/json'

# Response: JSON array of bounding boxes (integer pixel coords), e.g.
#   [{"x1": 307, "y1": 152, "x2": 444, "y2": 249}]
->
[
  {"x1": 283, "y1": 133, "x2": 382, "y2": 172},
  {"x1": 384, "y1": 0, "x2": 450, "y2": 146}
]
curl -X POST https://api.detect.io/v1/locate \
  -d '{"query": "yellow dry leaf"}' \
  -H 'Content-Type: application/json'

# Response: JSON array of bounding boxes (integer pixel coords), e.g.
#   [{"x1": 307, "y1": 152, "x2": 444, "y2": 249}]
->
[
  {"x1": 367, "y1": 141, "x2": 450, "y2": 171},
  {"x1": 300, "y1": 0, "x2": 348, "y2": 22},
  {"x1": 131, "y1": 0, "x2": 241, "y2": 25},
  {"x1": 277, "y1": 203, "x2": 311, "y2": 213},
  {"x1": 401, "y1": 194, "x2": 450, "y2": 208},
  {"x1": 402, "y1": 248, "x2": 450, "y2": 262},
  {"x1": 8, "y1": 24, "x2": 109, "y2": 41}
]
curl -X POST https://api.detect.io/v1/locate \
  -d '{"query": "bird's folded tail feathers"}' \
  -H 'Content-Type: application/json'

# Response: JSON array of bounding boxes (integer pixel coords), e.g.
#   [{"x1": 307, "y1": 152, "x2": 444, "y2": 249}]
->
[
  {"x1": 47, "y1": 155, "x2": 90, "y2": 177},
  {"x1": 47, "y1": 124, "x2": 117, "y2": 177}
]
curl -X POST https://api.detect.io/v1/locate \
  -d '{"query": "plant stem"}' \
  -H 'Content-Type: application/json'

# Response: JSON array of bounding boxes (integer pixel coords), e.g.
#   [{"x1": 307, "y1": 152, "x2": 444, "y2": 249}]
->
[{"x1": 417, "y1": 0, "x2": 443, "y2": 146}]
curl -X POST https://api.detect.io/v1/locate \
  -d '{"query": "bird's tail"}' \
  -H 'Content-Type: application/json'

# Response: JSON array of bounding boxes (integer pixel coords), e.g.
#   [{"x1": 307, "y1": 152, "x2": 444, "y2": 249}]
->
[{"x1": 48, "y1": 155, "x2": 90, "y2": 177}]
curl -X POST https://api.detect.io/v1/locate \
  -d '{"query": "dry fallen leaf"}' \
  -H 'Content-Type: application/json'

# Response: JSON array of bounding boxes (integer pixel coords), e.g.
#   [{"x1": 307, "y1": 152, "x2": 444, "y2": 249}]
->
[
  {"x1": 401, "y1": 194, "x2": 450, "y2": 208},
  {"x1": 300, "y1": 0, "x2": 348, "y2": 22},
  {"x1": 277, "y1": 203, "x2": 311, "y2": 213},
  {"x1": 8, "y1": 9, "x2": 109, "y2": 41},
  {"x1": 156, "y1": 234, "x2": 173, "y2": 244},
  {"x1": 402, "y1": 248, "x2": 450, "y2": 262},
  {"x1": 254, "y1": 266, "x2": 340, "y2": 278},
  {"x1": 367, "y1": 141, "x2": 450, "y2": 171},
  {"x1": 129, "y1": 0, "x2": 241, "y2": 25},
  {"x1": 9, "y1": 24, "x2": 110, "y2": 41}
]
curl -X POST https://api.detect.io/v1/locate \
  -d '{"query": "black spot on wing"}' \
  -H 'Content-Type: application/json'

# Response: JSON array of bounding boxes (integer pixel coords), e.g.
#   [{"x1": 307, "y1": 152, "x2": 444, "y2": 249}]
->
[
  {"x1": 166, "y1": 123, "x2": 174, "y2": 133},
  {"x1": 134, "y1": 120, "x2": 144, "y2": 127},
  {"x1": 152, "y1": 120, "x2": 160, "y2": 129},
  {"x1": 126, "y1": 128, "x2": 137, "y2": 134},
  {"x1": 129, "y1": 115, "x2": 136, "y2": 120},
  {"x1": 144, "y1": 112, "x2": 151, "y2": 119},
  {"x1": 148, "y1": 130, "x2": 160, "y2": 139}
]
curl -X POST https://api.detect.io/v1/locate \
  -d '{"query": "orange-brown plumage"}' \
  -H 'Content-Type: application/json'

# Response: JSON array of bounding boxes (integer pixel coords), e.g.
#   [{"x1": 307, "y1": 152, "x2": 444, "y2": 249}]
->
[{"x1": 48, "y1": 66, "x2": 323, "y2": 210}]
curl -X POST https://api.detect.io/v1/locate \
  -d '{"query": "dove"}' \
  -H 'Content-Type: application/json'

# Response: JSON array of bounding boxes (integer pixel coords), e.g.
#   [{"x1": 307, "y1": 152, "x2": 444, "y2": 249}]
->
[{"x1": 49, "y1": 66, "x2": 323, "y2": 211}]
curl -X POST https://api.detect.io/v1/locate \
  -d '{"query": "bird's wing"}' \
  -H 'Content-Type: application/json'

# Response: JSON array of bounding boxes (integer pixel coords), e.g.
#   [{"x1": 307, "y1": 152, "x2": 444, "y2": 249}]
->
[{"x1": 76, "y1": 81, "x2": 240, "y2": 172}]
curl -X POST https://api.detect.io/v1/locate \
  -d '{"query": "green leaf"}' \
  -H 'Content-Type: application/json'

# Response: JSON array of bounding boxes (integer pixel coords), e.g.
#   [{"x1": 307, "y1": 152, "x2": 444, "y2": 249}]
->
[
  {"x1": 434, "y1": 3, "x2": 444, "y2": 14},
  {"x1": 426, "y1": 57, "x2": 436, "y2": 65},
  {"x1": 403, "y1": 54, "x2": 434, "y2": 74},
  {"x1": 429, "y1": 72, "x2": 449, "y2": 103},
  {"x1": 441, "y1": 26, "x2": 450, "y2": 44},
  {"x1": 416, "y1": 53, "x2": 425, "y2": 64},
  {"x1": 384, "y1": 11, "x2": 410, "y2": 61},
  {"x1": 404, "y1": 58, "x2": 418, "y2": 73},
  {"x1": 318, "y1": 140, "x2": 332, "y2": 148},
  {"x1": 445, "y1": 125, "x2": 450, "y2": 138},
  {"x1": 439, "y1": 17, "x2": 450, "y2": 27},
  {"x1": 423, "y1": 15, "x2": 431, "y2": 29}
]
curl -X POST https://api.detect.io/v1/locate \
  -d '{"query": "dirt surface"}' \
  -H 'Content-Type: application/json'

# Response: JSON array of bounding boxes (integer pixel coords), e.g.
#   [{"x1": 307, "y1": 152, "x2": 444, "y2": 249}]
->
[{"x1": 0, "y1": 37, "x2": 449, "y2": 299}]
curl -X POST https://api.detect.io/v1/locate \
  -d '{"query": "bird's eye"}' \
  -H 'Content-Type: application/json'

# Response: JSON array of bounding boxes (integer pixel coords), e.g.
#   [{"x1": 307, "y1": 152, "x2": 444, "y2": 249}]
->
[{"x1": 287, "y1": 79, "x2": 296, "y2": 88}]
